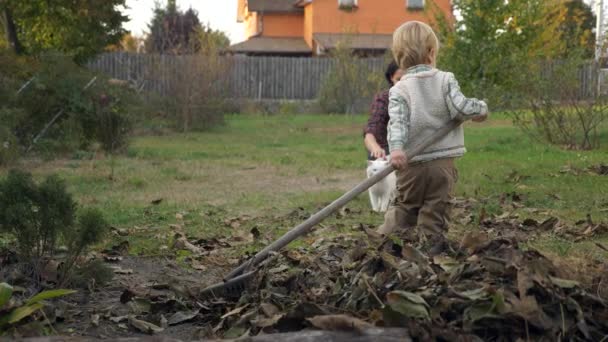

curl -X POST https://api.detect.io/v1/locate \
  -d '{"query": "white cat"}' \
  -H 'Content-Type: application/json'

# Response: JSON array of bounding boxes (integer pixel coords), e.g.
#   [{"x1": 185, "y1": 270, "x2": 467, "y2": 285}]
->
[{"x1": 366, "y1": 158, "x2": 397, "y2": 212}]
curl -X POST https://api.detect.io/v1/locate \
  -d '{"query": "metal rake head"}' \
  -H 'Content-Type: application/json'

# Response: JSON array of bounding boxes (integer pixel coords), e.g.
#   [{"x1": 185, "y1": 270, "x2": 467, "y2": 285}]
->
[{"x1": 199, "y1": 270, "x2": 257, "y2": 299}]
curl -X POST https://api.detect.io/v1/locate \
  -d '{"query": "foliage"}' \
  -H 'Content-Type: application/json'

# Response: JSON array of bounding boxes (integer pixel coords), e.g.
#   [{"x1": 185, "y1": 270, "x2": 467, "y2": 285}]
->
[
  {"x1": 0, "y1": 0, "x2": 128, "y2": 63},
  {"x1": 561, "y1": 0, "x2": 596, "y2": 58},
  {"x1": 146, "y1": 42, "x2": 229, "y2": 131},
  {"x1": 106, "y1": 33, "x2": 145, "y2": 53},
  {"x1": 432, "y1": 0, "x2": 593, "y2": 107},
  {"x1": 0, "y1": 171, "x2": 75, "y2": 265},
  {"x1": 145, "y1": 0, "x2": 230, "y2": 54},
  {"x1": 0, "y1": 170, "x2": 109, "y2": 282},
  {"x1": 508, "y1": 55, "x2": 608, "y2": 150},
  {"x1": 0, "y1": 53, "x2": 137, "y2": 159},
  {"x1": 318, "y1": 41, "x2": 384, "y2": 114},
  {"x1": 70, "y1": 259, "x2": 114, "y2": 289},
  {"x1": 0, "y1": 282, "x2": 75, "y2": 331}
]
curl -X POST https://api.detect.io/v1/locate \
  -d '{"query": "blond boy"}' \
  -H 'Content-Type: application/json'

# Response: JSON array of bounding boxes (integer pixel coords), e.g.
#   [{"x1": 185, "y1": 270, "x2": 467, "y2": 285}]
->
[{"x1": 379, "y1": 21, "x2": 488, "y2": 254}]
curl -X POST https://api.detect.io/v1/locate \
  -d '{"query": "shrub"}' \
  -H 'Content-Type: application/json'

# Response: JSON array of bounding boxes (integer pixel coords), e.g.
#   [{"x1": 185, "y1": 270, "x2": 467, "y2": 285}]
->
[
  {"x1": 70, "y1": 259, "x2": 114, "y2": 289},
  {"x1": 508, "y1": 57, "x2": 607, "y2": 150},
  {"x1": 318, "y1": 42, "x2": 384, "y2": 114},
  {"x1": 0, "y1": 171, "x2": 76, "y2": 264},
  {"x1": 0, "y1": 170, "x2": 109, "y2": 284},
  {"x1": 143, "y1": 46, "x2": 228, "y2": 132},
  {"x1": 1, "y1": 53, "x2": 137, "y2": 159}
]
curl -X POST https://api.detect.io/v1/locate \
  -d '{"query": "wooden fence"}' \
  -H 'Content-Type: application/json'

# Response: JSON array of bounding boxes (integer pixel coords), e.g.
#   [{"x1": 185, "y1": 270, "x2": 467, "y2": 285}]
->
[
  {"x1": 88, "y1": 52, "x2": 386, "y2": 100},
  {"x1": 87, "y1": 52, "x2": 602, "y2": 100}
]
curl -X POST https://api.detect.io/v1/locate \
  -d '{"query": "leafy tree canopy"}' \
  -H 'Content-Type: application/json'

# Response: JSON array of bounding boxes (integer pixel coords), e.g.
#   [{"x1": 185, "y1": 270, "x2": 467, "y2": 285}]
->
[{"x1": 1, "y1": 0, "x2": 128, "y2": 63}]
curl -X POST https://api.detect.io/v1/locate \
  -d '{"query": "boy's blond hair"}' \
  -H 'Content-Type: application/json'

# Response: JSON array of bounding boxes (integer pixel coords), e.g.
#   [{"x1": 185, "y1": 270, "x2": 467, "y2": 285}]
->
[{"x1": 392, "y1": 21, "x2": 439, "y2": 70}]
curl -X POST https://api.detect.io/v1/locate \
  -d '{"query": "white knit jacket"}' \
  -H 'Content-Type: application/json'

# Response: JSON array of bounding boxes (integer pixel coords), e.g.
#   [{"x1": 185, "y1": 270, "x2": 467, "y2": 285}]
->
[{"x1": 388, "y1": 67, "x2": 488, "y2": 164}]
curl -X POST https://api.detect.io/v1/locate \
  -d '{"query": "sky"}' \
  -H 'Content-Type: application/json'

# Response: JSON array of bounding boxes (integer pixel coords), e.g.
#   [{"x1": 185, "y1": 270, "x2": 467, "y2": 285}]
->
[{"x1": 122, "y1": 0, "x2": 245, "y2": 44}]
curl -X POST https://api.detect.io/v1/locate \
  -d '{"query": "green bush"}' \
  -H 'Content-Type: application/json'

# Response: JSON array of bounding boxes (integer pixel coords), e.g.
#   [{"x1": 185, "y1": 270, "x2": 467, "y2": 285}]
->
[
  {"x1": 318, "y1": 42, "x2": 384, "y2": 114},
  {"x1": 0, "y1": 170, "x2": 109, "y2": 284},
  {"x1": 508, "y1": 54, "x2": 607, "y2": 150},
  {"x1": 0, "y1": 53, "x2": 137, "y2": 160}
]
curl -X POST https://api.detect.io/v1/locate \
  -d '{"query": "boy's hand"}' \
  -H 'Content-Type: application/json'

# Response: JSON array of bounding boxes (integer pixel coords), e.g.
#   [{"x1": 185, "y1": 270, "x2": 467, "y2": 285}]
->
[
  {"x1": 472, "y1": 114, "x2": 488, "y2": 122},
  {"x1": 371, "y1": 147, "x2": 386, "y2": 159},
  {"x1": 390, "y1": 150, "x2": 407, "y2": 169}
]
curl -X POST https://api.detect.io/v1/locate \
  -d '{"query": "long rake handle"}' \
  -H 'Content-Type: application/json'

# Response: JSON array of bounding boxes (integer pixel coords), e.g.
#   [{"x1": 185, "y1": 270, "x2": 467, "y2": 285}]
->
[{"x1": 224, "y1": 119, "x2": 464, "y2": 281}]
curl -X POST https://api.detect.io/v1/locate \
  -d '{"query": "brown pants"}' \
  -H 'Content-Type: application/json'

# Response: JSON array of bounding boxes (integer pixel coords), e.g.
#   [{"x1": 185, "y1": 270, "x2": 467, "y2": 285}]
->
[{"x1": 378, "y1": 158, "x2": 457, "y2": 236}]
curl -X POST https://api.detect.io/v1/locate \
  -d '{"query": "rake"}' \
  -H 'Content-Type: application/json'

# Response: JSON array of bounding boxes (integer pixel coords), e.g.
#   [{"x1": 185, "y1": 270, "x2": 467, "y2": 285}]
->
[{"x1": 200, "y1": 119, "x2": 464, "y2": 298}]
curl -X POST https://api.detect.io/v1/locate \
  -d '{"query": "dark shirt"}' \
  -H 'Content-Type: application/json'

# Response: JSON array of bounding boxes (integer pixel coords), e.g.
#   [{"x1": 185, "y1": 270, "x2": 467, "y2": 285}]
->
[{"x1": 363, "y1": 90, "x2": 390, "y2": 152}]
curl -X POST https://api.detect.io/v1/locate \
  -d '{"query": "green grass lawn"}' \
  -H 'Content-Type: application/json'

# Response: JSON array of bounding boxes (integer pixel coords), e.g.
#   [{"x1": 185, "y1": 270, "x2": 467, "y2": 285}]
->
[{"x1": 6, "y1": 113, "x2": 608, "y2": 264}]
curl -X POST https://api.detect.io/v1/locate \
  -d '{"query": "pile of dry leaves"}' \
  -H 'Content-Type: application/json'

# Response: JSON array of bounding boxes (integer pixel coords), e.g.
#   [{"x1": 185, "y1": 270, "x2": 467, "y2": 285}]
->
[
  {"x1": 77, "y1": 200, "x2": 608, "y2": 341},
  {"x1": 3, "y1": 201, "x2": 607, "y2": 341},
  {"x1": 188, "y1": 225, "x2": 606, "y2": 341}
]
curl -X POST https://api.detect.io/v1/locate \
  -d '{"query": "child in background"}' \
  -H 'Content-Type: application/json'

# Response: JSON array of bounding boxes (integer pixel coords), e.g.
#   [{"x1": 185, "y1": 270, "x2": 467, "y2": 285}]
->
[{"x1": 379, "y1": 21, "x2": 489, "y2": 255}]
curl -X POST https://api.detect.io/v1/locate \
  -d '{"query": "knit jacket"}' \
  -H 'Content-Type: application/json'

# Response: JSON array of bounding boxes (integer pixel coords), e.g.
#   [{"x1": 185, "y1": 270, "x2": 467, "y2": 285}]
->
[{"x1": 387, "y1": 65, "x2": 488, "y2": 164}]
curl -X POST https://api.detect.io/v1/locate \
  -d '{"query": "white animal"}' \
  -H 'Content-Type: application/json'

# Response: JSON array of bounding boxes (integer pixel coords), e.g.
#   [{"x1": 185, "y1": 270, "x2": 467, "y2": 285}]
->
[{"x1": 366, "y1": 158, "x2": 397, "y2": 212}]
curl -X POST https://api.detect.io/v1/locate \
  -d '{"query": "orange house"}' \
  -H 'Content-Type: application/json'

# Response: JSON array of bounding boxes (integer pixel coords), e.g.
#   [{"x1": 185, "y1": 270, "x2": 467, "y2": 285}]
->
[{"x1": 230, "y1": 0, "x2": 453, "y2": 56}]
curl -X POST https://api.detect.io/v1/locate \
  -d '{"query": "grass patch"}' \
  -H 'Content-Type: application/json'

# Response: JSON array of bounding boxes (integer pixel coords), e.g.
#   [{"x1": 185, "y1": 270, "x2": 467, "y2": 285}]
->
[{"x1": 2, "y1": 113, "x2": 607, "y2": 264}]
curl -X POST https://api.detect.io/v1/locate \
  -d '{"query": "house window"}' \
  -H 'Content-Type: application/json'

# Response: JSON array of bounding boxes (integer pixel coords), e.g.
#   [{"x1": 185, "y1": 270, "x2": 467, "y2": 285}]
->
[
  {"x1": 407, "y1": 0, "x2": 425, "y2": 10},
  {"x1": 338, "y1": 0, "x2": 358, "y2": 10}
]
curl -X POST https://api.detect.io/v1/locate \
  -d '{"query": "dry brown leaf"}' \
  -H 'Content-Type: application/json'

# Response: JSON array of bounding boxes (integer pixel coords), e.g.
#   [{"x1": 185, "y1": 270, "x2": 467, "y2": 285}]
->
[
  {"x1": 460, "y1": 231, "x2": 489, "y2": 253},
  {"x1": 128, "y1": 315, "x2": 164, "y2": 334},
  {"x1": 260, "y1": 303, "x2": 280, "y2": 317},
  {"x1": 173, "y1": 234, "x2": 202, "y2": 253},
  {"x1": 221, "y1": 305, "x2": 249, "y2": 320},
  {"x1": 307, "y1": 314, "x2": 373, "y2": 334},
  {"x1": 253, "y1": 314, "x2": 283, "y2": 328}
]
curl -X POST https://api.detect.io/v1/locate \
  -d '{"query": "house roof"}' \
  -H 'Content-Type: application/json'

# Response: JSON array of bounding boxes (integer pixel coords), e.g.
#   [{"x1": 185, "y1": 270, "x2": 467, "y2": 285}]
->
[
  {"x1": 228, "y1": 37, "x2": 311, "y2": 54},
  {"x1": 247, "y1": 0, "x2": 302, "y2": 13},
  {"x1": 314, "y1": 33, "x2": 393, "y2": 51}
]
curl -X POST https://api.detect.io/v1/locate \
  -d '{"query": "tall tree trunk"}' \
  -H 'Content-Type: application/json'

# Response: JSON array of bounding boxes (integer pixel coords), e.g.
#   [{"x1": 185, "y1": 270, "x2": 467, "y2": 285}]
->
[{"x1": 3, "y1": 6, "x2": 22, "y2": 54}]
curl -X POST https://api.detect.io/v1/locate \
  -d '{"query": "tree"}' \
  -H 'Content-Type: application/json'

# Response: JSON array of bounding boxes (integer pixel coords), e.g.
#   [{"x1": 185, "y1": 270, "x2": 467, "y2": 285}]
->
[
  {"x1": 431, "y1": 0, "x2": 591, "y2": 106},
  {"x1": 107, "y1": 33, "x2": 145, "y2": 53},
  {"x1": 145, "y1": 0, "x2": 230, "y2": 54},
  {"x1": 318, "y1": 39, "x2": 384, "y2": 114},
  {"x1": 561, "y1": 0, "x2": 596, "y2": 58},
  {"x1": 145, "y1": 0, "x2": 202, "y2": 54},
  {"x1": 0, "y1": 0, "x2": 127, "y2": 62},
  {"x1": 198, "y1": 24, "x2": 231, "y2": 50}
]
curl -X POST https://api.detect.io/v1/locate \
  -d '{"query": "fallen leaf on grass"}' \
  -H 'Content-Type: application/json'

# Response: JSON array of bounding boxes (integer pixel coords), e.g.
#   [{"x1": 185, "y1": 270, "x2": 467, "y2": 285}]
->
[
  {"x1": 386, "y1": 291, "x2": 430, "y2": 320},
  {"x1": 90, "y1": 314, "x2": 100, "y2": 327},
  {"x1": 110, "y1": 315, "x2": 128, "y2": 323},
  {"x1": 168, "y1": 309, "x2": 200, "y2": 325},
  {"x1": 459, "y1": 231, "x2": 489, "y2": 253},
  {"x1": 128, "y1": 315, "x2": 164, "y2": 334},
  {"x1": 221, "y1": 305, "x2": 249, "y2": 319},
  {"x1": 191, "y1": 261, "x2": 207, "y2": 271},
  {"x1": 111, "y1": 226, "x2": 129, "y2": 236},
  {"x1": 253, "y1": 314, "x2": 283, "y2": 328},
  {"x1": 307, "y1": 314, "x2": 373, "y2": 333},
  {"x1": 172, "y1": 233, "x2": 202, "y2": 253},
  {"x1": 549, "y1": 276, "x2": 580, "y2": 289}
]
